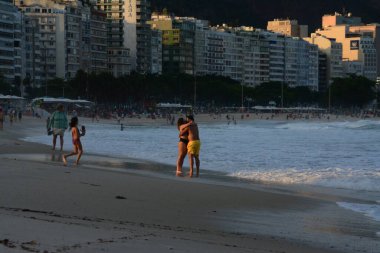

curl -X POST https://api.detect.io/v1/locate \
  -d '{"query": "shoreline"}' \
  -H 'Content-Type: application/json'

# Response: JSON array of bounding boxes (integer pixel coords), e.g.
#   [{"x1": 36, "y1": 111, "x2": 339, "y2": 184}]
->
[{"x1": 1, "y1": 117, "x2": 379, "y2": 253}]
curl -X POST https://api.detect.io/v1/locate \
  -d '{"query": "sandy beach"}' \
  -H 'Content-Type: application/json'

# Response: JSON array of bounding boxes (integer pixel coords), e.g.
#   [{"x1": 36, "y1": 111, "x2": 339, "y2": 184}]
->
[{"x1": 0, "y1": 116, "x2": 379, "y2": 253}]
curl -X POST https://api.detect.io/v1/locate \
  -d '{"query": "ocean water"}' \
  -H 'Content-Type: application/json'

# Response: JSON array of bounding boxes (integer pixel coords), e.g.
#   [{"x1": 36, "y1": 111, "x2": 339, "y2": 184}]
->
[{"x1": 24, "y1": 119, "x2": 380, "y2": 222}]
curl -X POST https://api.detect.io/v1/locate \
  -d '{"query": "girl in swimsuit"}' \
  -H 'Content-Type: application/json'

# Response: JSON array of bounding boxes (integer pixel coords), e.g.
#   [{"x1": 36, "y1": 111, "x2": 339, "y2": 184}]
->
[
  {"x1": 176, "y1": 118, "x2": 188, "y2": 176},
  {"x1": 62, "y1": 117, "x2": 85, "y2": 166}
]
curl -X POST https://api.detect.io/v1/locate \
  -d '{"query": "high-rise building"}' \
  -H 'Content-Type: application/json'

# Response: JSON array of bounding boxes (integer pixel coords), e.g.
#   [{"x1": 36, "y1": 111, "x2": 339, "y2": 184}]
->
[
  {"x1": 318, "y1": 52, "x2": 328, "y2": 92},
  {"x1": 305, "y1": 34, "x2": 343, "y2": 84},
  {"x1": 316, "y1": 25, "x2": 377, "y2": 81},
  {"x1": 150, "y1": 14, "x2": 196, "y2": 75},
  {"x1": 349, "y1": 24, "x2": 380, "y2": 77},
  {"x1": 267, "y1": 19, "x2": 308, "y2": 38},
  {"x1": 65, "y1": 3, "x2": 82, "y2": 79},
  {"x1": 322, "y1": 12, "x2": 362, "y2": 29},
  {"x1": 265, "y1": 32, "x2": 318, "y2": 90},
  {"x1": 194, "y1": 24, "x2": 271, "y2": 87},
  {"x1": 194, "y1": 22, "x2": 317, "y2": 89},
  {"x1": 16, "y1": 0, "x2": 66, "y2": 83},
  {"x1": 135, "y1": 0, "x2": 151, "y2": 73},
  {"x1": 150, "y1": 29, "x2": 162, "y2": 74},
  {"x1": 95, "y1": 0, "x2": 131, "y2": 76},
  {"x1": 99, "y1": 0, "x2": 152, "y2": 73},
  {"x1": 90, "y1": 9, "x2": 108, "y2": 73},
  {"x1": 16, "y1": 0, "x2": 111, "y2": 85},
  {"x1": 82, "y1": 7, "x2": 108, "y2": 74},
  {"x1": 24, "y1": 15, "x2": 42, "y2": 88},
  {"x1": 0, "y1": 0, "x2": 24, "y2": 87}
]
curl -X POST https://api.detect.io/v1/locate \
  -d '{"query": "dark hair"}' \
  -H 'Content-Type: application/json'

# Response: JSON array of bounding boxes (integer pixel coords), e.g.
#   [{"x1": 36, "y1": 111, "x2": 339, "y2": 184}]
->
[
  {"x1": 70, "y1": 117, "x2": 78, "y2": 128},
  {"x1": 177, "y1": 117, "x2": 186, "y2": 130},
  {"x1": 186, "y1": 115, "x2": 194, "y2": 121},
  {"x1": 57, "y1": 103, "x2": 64, "y2": 111}
]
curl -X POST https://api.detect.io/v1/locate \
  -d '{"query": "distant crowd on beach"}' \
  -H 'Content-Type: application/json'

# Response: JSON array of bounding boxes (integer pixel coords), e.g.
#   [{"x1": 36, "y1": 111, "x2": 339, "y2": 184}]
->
[{"x1": 0, "y1": 107, "x2": 23, "y2": 130}]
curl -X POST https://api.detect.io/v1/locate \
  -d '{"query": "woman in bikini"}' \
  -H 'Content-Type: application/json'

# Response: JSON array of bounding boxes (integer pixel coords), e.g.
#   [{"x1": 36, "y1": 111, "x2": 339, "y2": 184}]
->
[
  {"x1": 62, "y1": 117, "x2": 85, "y2": 166},
  {"x1": 176, "y1": 118, "x2": 188, "y2": 176}
]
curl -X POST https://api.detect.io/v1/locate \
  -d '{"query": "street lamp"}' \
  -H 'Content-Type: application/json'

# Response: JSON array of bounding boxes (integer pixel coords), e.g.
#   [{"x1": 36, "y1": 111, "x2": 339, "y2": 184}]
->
[
  {"x1": 241, "y1": 83, "x2": 244, "y2": 112},
  {"x1": 193, "y1": 73, "x2": 197, "y2": 109},
  {"x1": 328, "y1": 84, "x2": 331, "y2": 114},
  {"x1": 43, "y1": 42, "x2": 48, "y2": 97},
  {"x1": 281, "y1": 82, "x2": 284, "y2": 108}
]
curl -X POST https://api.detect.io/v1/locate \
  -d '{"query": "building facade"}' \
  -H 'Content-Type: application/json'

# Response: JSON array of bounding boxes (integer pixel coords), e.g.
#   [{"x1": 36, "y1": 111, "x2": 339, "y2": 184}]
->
[
  {"x1": 16, "y1": 0, "x2": 66, "y2": 84},
  {"x1": 349, "y1": 24, "x2": 380, "y2": 77},
  {"x1": 305, "y1": 34, "x2": 344, "y2": 84},
  {"x1": 322, "y1": 12, "x2": 362, "y2": 29},
  {"x1": 95, "y1": 0, "x2": 131, "y2": 76},
  {"x1": 150, "y1": 14, "x2": 196, "y2": 75},
  {"x1": 317, "y1": 25, "x2": 377, "y2": 81},
  {"x1": 267, "y1": 19, "x2": 308, "y2": 38},
  {"x1": 194, "y1": 23, "x2": 318, "y2": 89},
  {"x1": 150, "y1": 28, "x2": 162, "y2": 74},
  {"x1": 0, "y1": 0, "x2": 24, "y2": 87}
]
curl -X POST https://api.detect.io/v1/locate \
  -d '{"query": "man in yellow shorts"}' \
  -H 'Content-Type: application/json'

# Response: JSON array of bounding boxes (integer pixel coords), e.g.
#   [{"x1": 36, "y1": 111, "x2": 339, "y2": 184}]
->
[{"x1": 180, "y1": 115, "x2": 201, "y2": 177}]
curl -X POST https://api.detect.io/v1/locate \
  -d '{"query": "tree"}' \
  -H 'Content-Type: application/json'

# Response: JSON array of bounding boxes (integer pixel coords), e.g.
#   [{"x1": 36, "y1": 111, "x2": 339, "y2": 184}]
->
[
  {"x1": 252, "y1": 82, "x2": 287, "y2": 106},
  {"x1": 330, "y1": 75, "x2": 376, "y2": 108},
  {"x1": 0, "y1": 74, "x2": 11, "y2": 94}
]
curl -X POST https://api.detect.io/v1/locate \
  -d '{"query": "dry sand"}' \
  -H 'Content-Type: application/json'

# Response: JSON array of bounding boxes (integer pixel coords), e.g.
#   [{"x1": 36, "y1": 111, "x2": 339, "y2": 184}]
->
[{"x1": 0, "y1": 116, "x2": 379, "y2": 253}]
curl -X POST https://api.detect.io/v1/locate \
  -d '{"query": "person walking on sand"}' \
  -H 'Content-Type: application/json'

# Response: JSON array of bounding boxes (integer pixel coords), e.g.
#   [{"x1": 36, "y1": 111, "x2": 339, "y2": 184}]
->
[
  {"x1": 180, "y1": 115, "x2": 201, "y2": 177},
  {"x1": 176, "y1": 118, "x2": 189, "y2": 176},
  {"x1": 48, "y1": 104, "x2": 68, "y2": 151},
  {"x1": 62, "y1": 117, "x2": 85, "y2": 166}
]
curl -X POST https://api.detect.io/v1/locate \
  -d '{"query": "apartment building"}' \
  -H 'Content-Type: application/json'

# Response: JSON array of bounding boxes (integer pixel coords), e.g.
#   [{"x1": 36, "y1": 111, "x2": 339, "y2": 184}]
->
[
  {"x1": 0, "y1": 0, "x2": 24, "y2": 86},
  {"x1": 265, "y1": 32, "x2": 318, "y2": 90},
  {"x1": 194, "y1": 25, "x2": 270, "y2": 87},
  {"x1": 267, "y1": 19, "x2": 308, "y2": 38},
  {"x1": 23, "y1": 15, "x2": 42, "y2": 87},
  {"x1": 305, "y1": 34, "x2": 344, "y2": 82},
  {"x1": 194, "y1": 22, "x2": 317, "y2": 89},
  {"x1": 150, "y1": 14, "x2": 196, "y2": 75},
  {"x1": 349, "y1": 24, "x2": 380, "y2": 77},
  {"x1": 322, "y1": 12, "x2": 362, "y2": 29},
  {"x1": 65, "y1": 3, "x2": 82, "y2": 79},
  {"x1": 317, "y1": 25, "x2": 377, "y2": 81},
  {"x1": 150, "y1": 29, "x2": 162, "y2": 74},
  {"x1": 95, "y1": 0, "x2": 131, "y2": 76},
  {"x1": 135, "y1": 0, "x2": 152, "y2": 73},
  {"x1": 82, "y1": 7, "x2": 108, "y2": 73},
  {"x1": 16, "y1": 0, "x2": 66, "y2": 83}
]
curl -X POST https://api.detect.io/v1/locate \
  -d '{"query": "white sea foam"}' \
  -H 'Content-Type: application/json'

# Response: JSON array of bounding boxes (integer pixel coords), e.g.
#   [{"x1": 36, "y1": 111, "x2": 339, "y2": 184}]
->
[
  {"x1": 23, "y1": 119, "x2": 380, "y2": 193},
  {"x1": 230, "y1": 168, "x2": 380, "y2": 192},
  {"x1": 276, "y1": 120, "x2": 380, "y2": 131},
  {"x1": 337, "y1": 202, "x2": 380, "y2": 222}
]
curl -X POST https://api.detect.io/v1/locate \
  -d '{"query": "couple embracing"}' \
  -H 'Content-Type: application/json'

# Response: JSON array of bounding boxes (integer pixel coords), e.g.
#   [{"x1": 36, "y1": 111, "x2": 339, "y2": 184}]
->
[{"x1": 176, "y1": 115, "x2": 201, "y2": 177}]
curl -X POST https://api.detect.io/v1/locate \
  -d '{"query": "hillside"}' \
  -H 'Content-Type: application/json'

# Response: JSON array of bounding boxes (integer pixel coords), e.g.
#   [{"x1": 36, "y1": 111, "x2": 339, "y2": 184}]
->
[{"x1": 150, "y1": 0, "x2": 380, "y2": 31}]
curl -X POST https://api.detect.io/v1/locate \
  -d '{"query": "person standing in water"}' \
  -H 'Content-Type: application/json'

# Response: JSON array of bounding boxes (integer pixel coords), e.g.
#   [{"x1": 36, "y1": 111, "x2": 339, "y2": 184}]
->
[
  {"x1": 48, "y1": 104, "x2": 68, "y2": 151},
  {"x1": 180, "y1": 115, "x2": 201, "y2": 177},
  {"x1": 176, "y1": 118, "x2": 188, "y2": 176},
  {"x1": 62, "y1": 117, "x2": 85, "y2": 166}
]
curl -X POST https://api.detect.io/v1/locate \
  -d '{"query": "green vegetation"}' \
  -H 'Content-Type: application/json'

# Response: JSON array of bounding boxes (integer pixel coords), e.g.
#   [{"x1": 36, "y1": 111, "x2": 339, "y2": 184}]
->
[
  {"x1": 329, "y1": 75, "x2": 377, "y2": 108},
  {"x1": 0, "y1": 74, "x2": 20, "y2": 95},
  {"x1": 21, "y1": 72, "x2": 377, "y2": 110}
]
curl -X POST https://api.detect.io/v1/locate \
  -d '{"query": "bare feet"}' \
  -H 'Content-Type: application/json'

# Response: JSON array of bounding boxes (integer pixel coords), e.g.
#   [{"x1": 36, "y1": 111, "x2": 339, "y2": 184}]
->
[
  {"x1": 62, "y1": 155, "x2": 67, "y2": 166},
  {"x1": 176, "y1": 170, "x2": 183, "y2": 177}
]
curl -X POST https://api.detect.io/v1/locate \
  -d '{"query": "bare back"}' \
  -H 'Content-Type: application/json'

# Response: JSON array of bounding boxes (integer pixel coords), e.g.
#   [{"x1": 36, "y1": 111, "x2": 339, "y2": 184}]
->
[{"x1": 188, "y1": 123, "x2": 200, "y2": 141}]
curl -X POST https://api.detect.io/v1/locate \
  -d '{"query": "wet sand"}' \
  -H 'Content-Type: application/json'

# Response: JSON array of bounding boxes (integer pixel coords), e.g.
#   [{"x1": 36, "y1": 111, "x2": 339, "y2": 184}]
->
[{"x1": 0, "y1": 117, "x2": 379, "y2": 253}]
